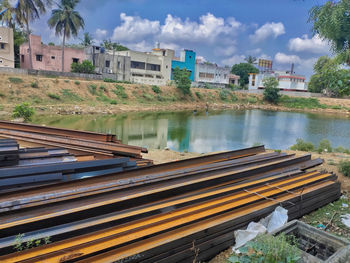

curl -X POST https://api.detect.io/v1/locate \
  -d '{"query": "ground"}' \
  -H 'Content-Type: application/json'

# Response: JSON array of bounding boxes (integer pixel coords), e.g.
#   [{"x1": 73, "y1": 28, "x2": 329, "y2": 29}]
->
[{"x1": 143, "y1": 148, "x2": 350, "y2": 263}]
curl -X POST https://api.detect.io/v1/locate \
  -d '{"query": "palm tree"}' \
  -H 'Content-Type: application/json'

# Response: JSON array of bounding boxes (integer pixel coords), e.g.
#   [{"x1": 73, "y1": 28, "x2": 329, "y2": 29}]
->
[
  {"x1": 0, "y1": 0, "x2": 15, "y2": 28},
  {"x1": 80, "y1": 32, "x2": 92, "y2": 47},
  {"x1": 48, "y1": 0, "x2": 84, "y2": 72},
  {"x1": 244, "y1": 55, "x2": 257, "y2": 65},
  {"x1": 15, "y1": 0, "x2": 52, "y2": 69}
]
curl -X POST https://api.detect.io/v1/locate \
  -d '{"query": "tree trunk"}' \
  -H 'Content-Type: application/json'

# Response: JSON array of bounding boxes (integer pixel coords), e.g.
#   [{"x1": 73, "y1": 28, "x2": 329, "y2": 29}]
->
[
  {"x1": 25, "y1": 12, "x2": 33, "y2": 70},
  {"x1": 61, "y1": 32, "x2": 66, "y2": 72}
]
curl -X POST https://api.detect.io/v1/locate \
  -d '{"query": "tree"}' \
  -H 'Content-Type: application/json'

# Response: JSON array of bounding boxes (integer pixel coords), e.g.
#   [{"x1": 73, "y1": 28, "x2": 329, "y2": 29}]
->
[
  {"x1": 102, "y1": 39, "x2": 128, "y2": 51},
  {"x1": 263, "y1": 77, "x2": 280, "y2": 104},
  {"x1": 71, "y1": 60, "x2": 95, "y2": 74},
  {"x1": 0, "y1": 0, "x2": 15, "y2": 27},
  {"x1": 172, "y1": 67, "x2": 191, "y2": 95},
  {"x1": 13, "y1": 27, "x2": 27, "y2": 68},
  {"x1": 244, "y1": 55, "x2": 257, "y2": 64},
  {"x1": 231, "y1": 63, "x2": 259, "y2": 87},
  {"x1": 48, "y1": 0, "x2": 84, "y2": 72},
  {"x1": 80, "y1": 32, "x2": 92, "y2": 47},
  {"x1": 14, "y1": 0, "x2": 52, "y2": 69}
]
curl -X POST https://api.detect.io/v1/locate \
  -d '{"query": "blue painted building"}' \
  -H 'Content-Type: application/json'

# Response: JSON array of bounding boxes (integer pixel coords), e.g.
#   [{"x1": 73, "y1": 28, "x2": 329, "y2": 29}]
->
[{"x1": 171, "y1": 50, "x2": 196, "y2": 81}]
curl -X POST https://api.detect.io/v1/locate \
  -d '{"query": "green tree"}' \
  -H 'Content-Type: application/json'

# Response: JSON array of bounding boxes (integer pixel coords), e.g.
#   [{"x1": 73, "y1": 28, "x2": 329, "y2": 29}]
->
[
  {"x1": 172, "y1": 67, "x2": 191, "y2": 95},
  {"x1": 13, "y1": 102, "x2": 35, "y2": 122},
  {"x1": 102, "y1": 39, "x2": 128, "y2": 51},
  {"x1": 80, "y1": 32, "x2": 92, "y2": 47},
  {"x1": 14, "y1": 0, "x2": 52, "y2": 69},
  {"x1": 244, "y1": 55, "x2": 257, "y2": 64},
  {"x1": 71, "y1": 60, "x2": 95, "y2": 74},
  {"x1": 48, "y1": 0, "x2": 84, "y2": 72},
  {"x1": 231, "y1": 63, "x2": 259, "y2": 87},
  {"x1": 13, "y1": 28, "x2": 27, "y2": 68},
  {"x1": 0, "y1": 0, "x2": 15, "y2": 27},
  {"x1": 263, "y1": 77, "x2": 280, "y2": 104}
]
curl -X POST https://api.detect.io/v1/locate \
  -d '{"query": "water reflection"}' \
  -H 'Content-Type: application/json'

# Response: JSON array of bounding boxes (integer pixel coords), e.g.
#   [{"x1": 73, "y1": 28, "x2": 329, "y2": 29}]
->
[{"x1": 33, "y1": 109, "x2": 350, "y2": 153}]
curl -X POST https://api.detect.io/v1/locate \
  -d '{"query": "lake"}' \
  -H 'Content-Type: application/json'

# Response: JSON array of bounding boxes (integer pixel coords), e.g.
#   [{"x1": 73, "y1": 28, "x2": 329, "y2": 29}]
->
[{"x1": 33, "y1": 109, "x2": 350, "y2": 153}]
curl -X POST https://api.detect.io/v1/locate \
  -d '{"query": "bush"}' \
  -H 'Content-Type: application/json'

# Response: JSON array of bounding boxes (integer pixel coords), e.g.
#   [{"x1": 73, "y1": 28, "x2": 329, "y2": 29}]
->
[
  {"x1": 152, "y1": 85, "x2": 161, "y2": 94},
  {"x1": 99, "y1": 85, "x2": 107, "y2": 92},
  {"x1": 317, "y1": 139, "x2": 332, "y2": 153},
  {"x1": 110, "y1": 100, "x2": 117, "y2": 105},
  {"x1": 48, "y1": 93, "x2": 61, "y2": 100},
  {"x1": 13, "y1": 103, "x2": 35, "y2": 122},
  {"x1": 279, "y1": 96, "x2": 326, "y2": 109},
  {"x1": 227, "y1": 233, "x2": 300, "y2": 263},
  {"x1": 61, "y1": 89, "x2": 83, "y2": 101},
  {"x1": 71, "y1": 60, "x2": 95, "y2": 74},
  {"x1": 8, "y1": 77, "x2": 23, "y2": 83},
  {"x1": 339, "y1": 161, "x2": 350, "y2": 177},
  {"x1": 172, "y1": 67, "x2": 191, "y2": 95},
  {"x1": 113, "y1": 84, "x2": 128, "y2": 99},
  {"x1": 290, "y1": 138, "x2": 315, "y2": 152},
  {"x1": 88, "y1": 84, "x2": 98, "y2": 95},
  {"x1": 263, "y1": 77, "x2": 280, "y2": 104},
  {"x1": 334, "y1": 146, "x2": 350, "y2": 154},
  {"x1": 31, "y1": 82, "x2": 39, "y2": 88},
  {"x1": 103, "y1": 78, "x2": 117, "y2": 83},
  {"x1": 143, "y1": 93, "x2": 154, "y2": 100},
  {"x1": 195, "y1": 91, "x2": 202, "y2": 99},
  {"x1": 74, "y1": 81, "x2": 80, "y2": 85}
]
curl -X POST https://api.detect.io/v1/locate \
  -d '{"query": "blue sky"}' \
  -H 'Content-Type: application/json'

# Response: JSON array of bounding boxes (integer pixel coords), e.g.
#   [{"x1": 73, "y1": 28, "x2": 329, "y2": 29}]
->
[{"x1": 29, "y1": 0, "x2": 331, "y2": 78}]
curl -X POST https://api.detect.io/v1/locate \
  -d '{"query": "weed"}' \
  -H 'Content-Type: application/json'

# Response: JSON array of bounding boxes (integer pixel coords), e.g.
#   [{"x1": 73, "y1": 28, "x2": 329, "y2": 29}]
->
[
  {"x1": 290, "y1": 138, "x2": 315, "y2": 152},
  {"x1": 330, "y1": 105, "x2": 342, "y2": 110},
  {"x1": 317, "y1": 139, "x2": 332, "y2": 153},
  {"x1": 152, "y1": 85, "x2": 161, "y2": 94},
  {"x1": 113, "y1": 84, "x2": 128, "y2": 99},
  {"x1": 280, "y1": 96, "x2": 326, "y2": 109},
  {"x1": 61, "y1": 89, "x2": 83, "y2": 101},
  {"x1": 13, "y1": 234, "x2": 51, "y2": 252},
  {"x1": 74, "y1": 81, "x2": 80, "y2": 85},
  {"x1": 247, "y1": 96, "x2": 258, "y2": 104},
  {"x1": 32, "y1": 97, "x2": 41, "y2": 104},
  {"x1": 103, "y1": 78, "x2": 117, "y2": 83},
  {"x1": 274, "y1": 149, "x2": 282, "y2": 153},
  {"x1": 0, "y1": 92, "x2": 5, "y2": 98},
  {"x1": 339, "y1": 161, "x2": 350, "y2": 177},
  {"x1": 195, "y1": 91, "x2": 202, "y2": 99},
  {"x1": 88, "y1": 84, "x2": 98, "y2": 95},
  {"x1": 110, "y1": 100, "x2": 117, "y2": 105},
  {"x1": 99, "y1": 85, "x2": 107, "y2": 92},
  {"x1": 30, "y1": 82, "x2": 39, "y2": 88},
  {"x1": 334, "y1": 146, "x2": 350, "y2": 154},
  {"x1": 8, "y1": 77, "x2": 23, "y2": 84},
  {"x1": 143, "y1": 93, "x2": 154, "y2": 100},
  {"x1": 328, "y1": 159, "x2": 337, "y2": 165},
  {"x1": 64, "y1": 80, "x2": 69, "y2": 83},
  {"x1": 12, "y1": 103, "x2": 35, "y2": 122},
  {"x1": 48, "y1": 93, "x2": 61, "y2": 100},
  {"x1": 219, "y1": 89, "x2": 230, "y2": 101}
]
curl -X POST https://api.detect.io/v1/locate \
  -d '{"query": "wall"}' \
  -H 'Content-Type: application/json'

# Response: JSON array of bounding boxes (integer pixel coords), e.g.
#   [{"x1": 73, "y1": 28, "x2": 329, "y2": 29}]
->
[
  {"x1": 239, "y1": 89, "x2": 323, "y2": 98},
  {"x1": 20, "y1": 35, "x2": 86, "y2": 72},
  {"x1": 0, "y1": 27, "x2": 14, "y2": 68},
  {"x1": 195, "y1": 63, "x2": 230, "y2": 85},
  {"x1": 171, "y1": 50, "x2": 196, "y2": 81}
]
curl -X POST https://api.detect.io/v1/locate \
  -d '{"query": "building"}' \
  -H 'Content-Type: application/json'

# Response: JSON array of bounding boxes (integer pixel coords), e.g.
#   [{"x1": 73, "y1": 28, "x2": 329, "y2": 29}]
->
[
  {"x1": 0, "y1": 27, "x2": 14, "y2": 68},
  {"x1": 248, "y1": 71, "x2": 307, "y2": 92},
  {"x1": 228, "y1": 74, "x2": 240, "y2": 86},
  {"x1": 85, "y1": 46, "x2": 131, "y2": 81},
  {"x1": 171, "y1": 50, "x2": 196, "y2": 81},
  {"x1": 20, "y1": 35, "x2": 86, "y2": 72},
  {"x1": 193, "y1": 62, "x2": 231, "y2": 88},
  {"x1": 115, "y1": 47, "x2": 175, "y2": 86}
]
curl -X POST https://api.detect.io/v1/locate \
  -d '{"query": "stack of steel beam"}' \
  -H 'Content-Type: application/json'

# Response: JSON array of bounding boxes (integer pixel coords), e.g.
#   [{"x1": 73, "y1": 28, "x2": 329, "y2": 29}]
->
[
  {"x1": 0, "y1": 120, "x2": 149, "y2": 160},
  {"x1": 0, "y1": 146, "x2": 340, "y2": 263}
]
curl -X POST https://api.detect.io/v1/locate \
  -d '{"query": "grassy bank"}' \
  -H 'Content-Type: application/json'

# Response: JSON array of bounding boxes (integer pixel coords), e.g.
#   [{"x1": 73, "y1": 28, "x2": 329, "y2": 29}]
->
[{"x1": 0, "y1": 73, "x2": 349, "y2": 116}]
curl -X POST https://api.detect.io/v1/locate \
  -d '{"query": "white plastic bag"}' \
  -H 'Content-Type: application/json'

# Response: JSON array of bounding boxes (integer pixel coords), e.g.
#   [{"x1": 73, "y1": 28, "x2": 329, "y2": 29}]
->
[
  {"x1": 265, "y1": 206, "x2": 288, "y2": 233},
  {"x1": 341, "y1": 214, "x2": 350, "y2": 228}
]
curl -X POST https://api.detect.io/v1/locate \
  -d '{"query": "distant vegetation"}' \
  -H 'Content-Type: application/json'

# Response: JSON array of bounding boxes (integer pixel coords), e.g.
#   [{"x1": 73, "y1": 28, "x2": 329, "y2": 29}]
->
[
  {"x1": 71, "y1": 60, "x2": 95, "y2": 74},
  {"x1": 12, "y1": 103, "x2": 35, "y2": 122},
  {"x1": 172, "y1": 67, "x2": 191, "y2": 95},
  {"x1": 263, "y1": 77, "x2": 280, "y2": 104}
]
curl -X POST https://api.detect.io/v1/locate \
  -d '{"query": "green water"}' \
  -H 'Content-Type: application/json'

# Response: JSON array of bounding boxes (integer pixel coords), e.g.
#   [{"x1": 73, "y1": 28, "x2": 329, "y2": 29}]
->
[{"x1": 33, "y1": 109, "x2": 350, "y2": 153}]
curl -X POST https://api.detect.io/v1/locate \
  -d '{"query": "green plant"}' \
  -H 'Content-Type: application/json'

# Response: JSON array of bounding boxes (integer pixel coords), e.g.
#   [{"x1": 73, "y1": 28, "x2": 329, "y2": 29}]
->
[
  {"x1": 334, "y1": 146, "x2": 350, "y2": 154},
  {"x1": 172, "y1": 67, "x2": 191, "y2": 95},
  {"x1": 290, "y1": 138, "x2": 315, "y2": 152},
  {"x1": 339, "y1": 160, "x2": 350, "y2": 177},
  {"x1": 247, "y1": 96, "x2": 258, "y2": 104},
  {"x1": 8, "y1": 77, "x2": 23, "y2": 84},
  {"x1": 13, "y1": 234, "x2": 51, "y2": 252},
  {"x1": 110, "y1": 100, "x2": 117, "y2": 105},
  {"x1": 103, "y1": 78, "x2": 117, "y2": 83},
  {"x1": 231, "y1": 63, "x2": 259, "y2": 87},
  {"x1": 14, "y1": 234, "x2": 25, "y2": 252},
  {"x1": 227, "y1": 233, "x2": 301, "y2": 263},
  {"x1": 219, "y1": 89, "x2": 230, "y2": 101},
  {"x1": 30, "y1": 81, "x2": 39, "y2": 88},
  {"x1": 113, "y1": 84, "x2": 128, "y2": 99},
  {"x1": 88, "y1": 84, "x2": 98, "y2": 95},
  {"x1": 263, "y1": 77, "x2": 280, "y2": 104},
  {"x1": 64, "y1": 80, "x2": 69, "y2": 83},
  {"x1": 279, "y1": 96, "x2": 326, "y2": 109},
  {"x1": 74, "y1": 80, "x2": 80, "y2": 85},
  {"x1": 143, "y1": 93, "x2": 154, "y2": 100},
  {"x1": 99, "y1": 85, "x2": 107, "y2": 92},
  {"x1": 12, "y1": 103, "x2": 35, "y2": 122},
  {"x1": 195, "y1": 91, "x2": 202, "y2": 99},
  {"x1": 152, "y1": 85, "x2": 161, "y2": 94},
  {"x1": 0, "y1": 92, "x2": 6, "y2": 98},
  {"x1": 274, "y1": 149, "x2": 282, "y2": 153},
  {"x1": 48, "y1": 93, "x2": 61, "y2": 100},
  {"x1": 317, "y1": 139, "x2": 332, "y2": 153},
  {"x1": 71, "y1": 60, "x2": 95, "y2": 74},
  {"x1": 61, "y1": 89, "x2": 83, "y2": 101}
]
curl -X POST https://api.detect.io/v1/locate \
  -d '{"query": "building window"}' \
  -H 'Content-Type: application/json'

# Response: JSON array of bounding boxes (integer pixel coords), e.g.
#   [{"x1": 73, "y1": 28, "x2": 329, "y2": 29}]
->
[
  {"x1": 36, "y1": 55, "x2": 43, "y2": 61},
  {"x1": 51, "y1": 56, "x2": 55, "y2": 59},
  {"x1": 21, "y1": 55, "x2": 24, "y2": 63},
  {"x1": 72, "y1": 58, "x2": 79, "y2": 63},
  {"x1": 117, "y1": 61, "x2": 121, "y2": 69},
  {"x1": 132, "y1": 73, "x2": 144, "y2": 77},
  {"x1": 163, "y1": 50, "x2": 166, "y2": 56},
  {"x1": 131, "y1": 61, "x2": 146, "y2": 70},
  {"x1": 189, "y1": 56, "x2": 192, "y2": 59},
  {"x1": 156, "y1": 75, "x2": 162, "y2": 79},
  {"x1": 146, "y1": 63, "x2": 161, "y2": 71},
  {"x1": 0, "y1": 43, "x2": 4, "y2": 49},
  {"x1": 105, "y1": 60, "x2": 110, "y2": 68},
  {"x1": 166, "y1": 65, "x2": 168, "y2": 69},
  {"x1": 0, "y1": 60, "x2": 2, "y2": 64},
  {"x1": 145, "y1": 74, "x2": 154, "y2": 78}
]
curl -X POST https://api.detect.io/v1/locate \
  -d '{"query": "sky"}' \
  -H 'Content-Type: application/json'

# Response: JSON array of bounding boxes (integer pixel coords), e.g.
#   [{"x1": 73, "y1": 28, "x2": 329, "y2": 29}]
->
[{"x1": 27, "y1": 0, "x2": 332, "y2": 79}]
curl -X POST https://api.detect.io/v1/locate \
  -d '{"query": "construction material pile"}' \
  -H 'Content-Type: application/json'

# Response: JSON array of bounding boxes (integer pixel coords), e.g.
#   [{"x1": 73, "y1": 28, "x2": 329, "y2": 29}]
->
[{"x1": 0, "y1": 146, "x2": 340, "y2": 262}]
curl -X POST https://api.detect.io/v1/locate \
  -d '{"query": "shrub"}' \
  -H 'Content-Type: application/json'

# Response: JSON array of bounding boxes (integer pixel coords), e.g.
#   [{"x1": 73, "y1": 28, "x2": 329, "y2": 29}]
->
[
  {"x1": 172, "y1": 67, "x2": 191, "y2": 95},
  {"x1": 110, "y1": 100, "x2": 117, "y2": 105},
  {"x1": 219, "y1": 89, "x2": 230, "y2": 100},
  {"x1": 88, "y1": 84, "x2": 98, "y2": 95},
  {"x1": 71, "y1": 60, "x2": 95, "y2": 74},
  {"x1": 339, "y1": 161, "x2": 350, "y2": 177},
  {"x1": 64, "y1": 80, "x2": 69, "y2": 83},
  {"x1": 74, "y1": 81, "x2": 80, "y2": 85},
  {"x1": 103, "y1": 78, "x2": 117, "y2": 83},
  {"x1": 263, "y1": 77, "x2": 280, "y2": 104},
  {"x1": 279, "y1": 96, "x2": 326, "y2": 109},
  {"x1": 8, "y1": 77, "x2": 23, "y2": 83},
  {"x1": 247, "y1": 96, "x2": 258, "y2": 104},
  {"x1": 227, "y1": 233, "x2": 300, "y2": 263},
  {"x1": 195, "y1": 91, "x2": 202, "y2": 99},
  {"x1": 143, "y1": 93, "x2": 154, "y2": 100},
  {"x1": 12, "y1": 103, "x2": 35, "y2": 122},
  {"x1": 334, "y1": 146, "x2": 350, "y2": 154},
  {"x1": 61, "y1": 89, "x2": 83, "y2": 101},
  {"x1": 30, "y1": 82, "x2": 39, "y2": 88},
  {"x1": 48, "y1": 93, "x2": 61, "y2": 100},
  {"x1": 0, "y1": 92, "x2": 5, "y2": 97},
  {"x1": 152, "y1": 85, "x2": 161, "y2": 94},
  {"x1": 317, "y1": 139, "x2": 332, "y2": 153},
  {"x1": 99, "y1": 85, "x2": 107, "y2": 92},
  {"x1": 290, "y1": 138, "x2": 315, "y2": 152},
  {"x1": 113, "y1": 84, "x2": 128, "y2": 99}
]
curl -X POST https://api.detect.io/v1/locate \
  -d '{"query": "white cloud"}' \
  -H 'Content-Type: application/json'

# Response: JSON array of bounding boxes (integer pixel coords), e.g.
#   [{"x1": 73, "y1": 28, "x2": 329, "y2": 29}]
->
[
  {"x1": 250, "y1": 22, "x2": 285, "y2": 43},
  {"x1": 95, "y1": 29, "x2": 108, "y2": 41},
  {"x1": 112, "y1": 13, "x2": 160, "y2": 42},
  {"x1": 126, "y1": 41, "x2": 154, "y2": 52},
  {"x1": 221, "y1": 55, "x2": 245, "y2": 66},
  {"x1": 247, "y1": 48, "x2": 262, "y2": 55},
  {"x1": 196, "y1": 56, "x2": 206, "y2": 62},
  {"x1": 215, "y1": 46, "x2": 237, "y2": 56},
  {"x1": 288, "y1": 34, "x2": 330, "y2": 54},
  {"x1": 274, "y1": 52, "x2": 301, "y2": 64}
]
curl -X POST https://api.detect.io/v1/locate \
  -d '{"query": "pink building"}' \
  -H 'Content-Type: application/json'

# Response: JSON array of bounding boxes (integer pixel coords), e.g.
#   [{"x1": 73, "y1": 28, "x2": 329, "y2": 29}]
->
[{"x1": 20, "y1": 35, "x2": 86, "y2": 72}]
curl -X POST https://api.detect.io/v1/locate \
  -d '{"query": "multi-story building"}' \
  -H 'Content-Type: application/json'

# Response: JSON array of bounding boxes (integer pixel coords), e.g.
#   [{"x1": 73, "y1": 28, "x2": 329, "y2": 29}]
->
[
  {"x1": 0, "y1": 27, "x2": 14, "y2": 68},
  {"x1": 115, "y1": 48, "x2": 175, "y2": 86},
  {"x1": 193, "y1": 62, "x2": 232, "y2": 88},
  {"x1": 171, "y1": 50, "x2": 196, "y2": 81},
  {"x1": 248, "y1": 71, "x2": 307, "y2": 91},
  {"x1": 85, "y1": 46, "x2": 131, "y2": 81},
  {"x1": 20, "y1": 35, "x2": 86, "y2": 72}
]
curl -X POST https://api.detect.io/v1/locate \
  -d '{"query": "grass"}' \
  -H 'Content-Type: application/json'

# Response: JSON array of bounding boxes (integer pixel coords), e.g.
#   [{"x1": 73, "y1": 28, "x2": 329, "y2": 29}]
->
[
  {"x1": 8, "y1": 77, "x2": 23, "y2": 84},
  {"x1": 60, "y1": 89, "x2": 83, "y2": 101},
  {"x1": 0, "y1": 92, "x2": 5, "y2": 98},
  {"x1": 279, "y1": 96, "x2": 327, "y2": 109},
  {"x1": 339, "y1": 160, "x2": 350, "y2": 177},
  {"x1": 64, "y1": 80, "x2": 70, "y2": 83},
  {"x1": 290, "y1": 138, "x2": 315, "y2": 152},
  {"x1": 88, "y1": 84, "x2": 98, "y2": 95},
  {"x1": 113, "y1": 84, "x2": 128, "y2": 99},
  {"x1": 30, "y1": 82, "x2": 39, "y2": 88},
  {"x1": 195, "y1": 91, "x2": 202, "y2": 99},
  {"x1": 74, "y1": 81, "x2": 80, "y2": 85},
  {"x1": 48, "y1": 93, "x2": 61, "y2": 100},
  {"x1": 152, "y1": 85, "x2": 161, "y2": 94}
]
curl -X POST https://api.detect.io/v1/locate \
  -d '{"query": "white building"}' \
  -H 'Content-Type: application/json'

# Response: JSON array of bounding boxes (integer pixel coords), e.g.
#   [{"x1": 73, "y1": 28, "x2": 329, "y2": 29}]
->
[
  {"x1": 193, "y1": 62, "x2": 233, "y2": 88},
  {"x1": 0, "y1": 27, "x2": 14, "y2": 68},
  {"x1": 248, "y1": 71, "x2": 307, "y2": 91}
]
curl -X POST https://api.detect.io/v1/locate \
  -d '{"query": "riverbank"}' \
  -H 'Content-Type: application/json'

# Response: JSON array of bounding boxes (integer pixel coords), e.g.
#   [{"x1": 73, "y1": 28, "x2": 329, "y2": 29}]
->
[{"x1": 0, "y1": 73, "x2": 350, "y2": 117}]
